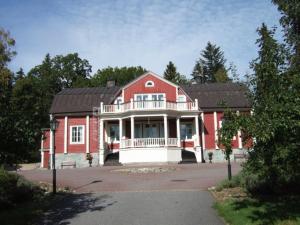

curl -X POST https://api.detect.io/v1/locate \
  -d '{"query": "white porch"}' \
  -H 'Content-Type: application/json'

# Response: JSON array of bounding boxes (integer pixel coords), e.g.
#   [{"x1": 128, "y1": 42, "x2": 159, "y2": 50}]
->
[{"x1": 98, "y1": 114, "x2": 202, "y2": 165}]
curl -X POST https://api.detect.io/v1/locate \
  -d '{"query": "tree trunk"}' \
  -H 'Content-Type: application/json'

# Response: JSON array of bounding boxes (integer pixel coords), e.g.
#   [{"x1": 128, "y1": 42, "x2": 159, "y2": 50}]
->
[{"x1": 227, "y1": 156, "x2": 232, "y2": 180}]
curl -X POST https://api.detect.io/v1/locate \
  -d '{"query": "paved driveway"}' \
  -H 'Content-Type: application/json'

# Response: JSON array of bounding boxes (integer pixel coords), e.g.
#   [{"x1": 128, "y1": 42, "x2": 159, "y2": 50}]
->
[
  {"x1": 19, "y1": 163, "x2": 241, "y2": 193},
  {"x1": 42, "y1": 191, "x2": 224, "y2": 225},
  {"x1": 20, "y1": 163, "x2": 241, "y2": 225}
]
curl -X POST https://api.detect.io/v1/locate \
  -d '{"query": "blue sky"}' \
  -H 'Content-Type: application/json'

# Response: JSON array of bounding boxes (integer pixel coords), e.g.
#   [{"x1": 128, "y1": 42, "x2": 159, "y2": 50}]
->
[{"x1": 0, "y1": 0, "x2": 282, "y2": 79}]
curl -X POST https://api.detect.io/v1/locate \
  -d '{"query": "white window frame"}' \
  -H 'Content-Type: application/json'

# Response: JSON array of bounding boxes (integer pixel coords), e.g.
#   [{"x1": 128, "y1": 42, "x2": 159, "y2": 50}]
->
[
  {"x1": 145, "y1": 80, "x2": 154, "y2": 87},
  {"x1": 70, "y1": 125, "x2": 85, "y2": 144},
  {"x1": 134, "y1": 93, "x2": 166, "y2": 101},
  {"x1": 180, "y1": 122, "x2": 194, "y2": 141}
]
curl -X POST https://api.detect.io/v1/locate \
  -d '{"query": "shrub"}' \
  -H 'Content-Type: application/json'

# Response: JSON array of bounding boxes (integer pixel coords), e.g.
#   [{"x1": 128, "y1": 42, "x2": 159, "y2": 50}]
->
[
  {"x1": 216, "y1": 172, "x2": 244, "y2": 191},
  {"x1": 0, "y1": 167, "x2": 43, "y2": 210}
]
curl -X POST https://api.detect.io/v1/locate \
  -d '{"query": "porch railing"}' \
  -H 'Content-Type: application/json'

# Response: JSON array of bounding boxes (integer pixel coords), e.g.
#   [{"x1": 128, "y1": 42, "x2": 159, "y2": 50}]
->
[
  {"x1": 120, "y1": 138, "x2": 178, "y2": 148},
  {"x1": 99, "y1": 99, "x2": 198, "y2": 114}
]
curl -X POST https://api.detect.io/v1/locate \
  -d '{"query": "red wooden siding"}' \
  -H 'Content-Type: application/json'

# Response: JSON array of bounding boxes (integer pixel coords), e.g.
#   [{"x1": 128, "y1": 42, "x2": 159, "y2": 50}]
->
[
  {"x1": 204, "y1": 113, "x2": 215, "y2": 149},
  {"x1": 42, "y1": 129, "x2": 50, "y2": 149},
  {"x1": 123, "y1": 74, "x2": 177, "y2": 102},
  {"x1": 89, "y1": 116, "x2": 98, "y2": 153},
  {"x1": 55, "y1": 117, "x2": 65, "y2": 153},
  {"x1": 43, "y1": 151, "x2": 50, "y2": 168}
]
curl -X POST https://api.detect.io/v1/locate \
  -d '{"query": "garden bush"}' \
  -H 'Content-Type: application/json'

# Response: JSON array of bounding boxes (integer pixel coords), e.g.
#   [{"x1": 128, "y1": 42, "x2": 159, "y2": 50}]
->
[
  {"x1": 216, "y1": 172, "x2": 244, "y2": 191},
  {"x1": 0, "y1": 167, "x2": 43, "y2": 210}
]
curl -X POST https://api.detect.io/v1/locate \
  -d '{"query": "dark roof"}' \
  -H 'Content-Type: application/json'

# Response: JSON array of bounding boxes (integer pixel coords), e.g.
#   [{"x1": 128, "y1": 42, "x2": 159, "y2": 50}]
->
[
  {"x1": 50, "y1": 83, "x2": 251, "y2": 115},
  {"x1": 49, "y1": 86, "x2": 121, "y2": 115},
  {"x1": 180, "y1": 83, "x2": 251, "y2": 111}
]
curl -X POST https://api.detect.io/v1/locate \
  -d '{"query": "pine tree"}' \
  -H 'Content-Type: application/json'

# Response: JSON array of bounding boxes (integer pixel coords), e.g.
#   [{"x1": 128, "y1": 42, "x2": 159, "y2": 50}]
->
[
  {"x1": 191, "y1": 61, "x2": 205, "y2": 83},
  {"x1": 199, "y1": 42, "x2": 229, "y2": 82},
  {"x1": 15, "y1": 67, "x2": 25, "y2": 81},
  {"x1": 163, "y1": 61, "x2": 181, "y2": 84}
]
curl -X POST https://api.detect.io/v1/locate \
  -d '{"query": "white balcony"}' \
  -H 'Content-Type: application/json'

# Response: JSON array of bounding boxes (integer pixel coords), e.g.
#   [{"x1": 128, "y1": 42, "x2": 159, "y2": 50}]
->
[{"x1": 97, "y1": 99, "x2": 199, "y2": 114}]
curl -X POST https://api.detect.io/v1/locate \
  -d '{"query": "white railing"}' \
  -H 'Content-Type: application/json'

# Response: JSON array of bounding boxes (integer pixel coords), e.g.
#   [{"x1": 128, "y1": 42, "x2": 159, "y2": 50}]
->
[
  {"x1": 120, "y1": 138, "x2": 179, "y2": 148},
  {"x1": 167, "y1": 138, "x2": 178, "y2": 146},
  {"x1": 100, "y1": 99, "x2": 198, "y2": 114}
]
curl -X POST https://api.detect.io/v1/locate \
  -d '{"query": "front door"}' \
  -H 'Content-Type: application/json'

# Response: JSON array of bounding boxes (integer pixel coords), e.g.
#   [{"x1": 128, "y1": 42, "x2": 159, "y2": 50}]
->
[{"x1": 144, "y1": 124, "x2": 159, "y2": 138}]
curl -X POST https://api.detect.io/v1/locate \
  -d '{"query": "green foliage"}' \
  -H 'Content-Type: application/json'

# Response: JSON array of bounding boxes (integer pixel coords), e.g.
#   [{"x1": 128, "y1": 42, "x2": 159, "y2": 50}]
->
[
  {"x1": 191, "y1": 61, "x2": 205, "y2": 83},
  {"x1": 197, "y1": 42, "x2": 230, "y2": 83},
  {"x1": 218, "y1": 109, "x2": 240, "y2": 161},
  {"x1": 0, "y1": 167, "x2": 43, "y2": 210},
  {"x1": 239, "y1": 20, "x2": 300, "y2": 194},
  {"x1": 90, "y1": 66, "x2": 146, "y2": 87},
  {"x1": 216, "y1": 173, "x2": 244, "y2": 192}
]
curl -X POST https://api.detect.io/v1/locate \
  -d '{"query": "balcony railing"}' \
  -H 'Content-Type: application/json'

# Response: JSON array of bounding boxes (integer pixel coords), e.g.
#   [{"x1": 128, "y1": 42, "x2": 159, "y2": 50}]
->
[
  {"x1": 120, "y1": 138, "x2": 178, "y2": 148},
  {"x1": 98, "y1": 99, "x2": 198, "y2": 114}
]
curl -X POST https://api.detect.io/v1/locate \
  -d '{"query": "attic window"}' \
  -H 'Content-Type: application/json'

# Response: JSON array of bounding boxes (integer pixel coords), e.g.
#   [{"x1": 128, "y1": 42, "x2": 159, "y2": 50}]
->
[{"x1": 145, "y1": 80, "x2": 154, "y2": 87}]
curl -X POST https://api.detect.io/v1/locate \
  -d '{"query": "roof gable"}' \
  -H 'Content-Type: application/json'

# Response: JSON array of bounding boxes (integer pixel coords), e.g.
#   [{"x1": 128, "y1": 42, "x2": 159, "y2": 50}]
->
[{"x1": 122, "y1": 71, "x2": 178, "y2": 91}]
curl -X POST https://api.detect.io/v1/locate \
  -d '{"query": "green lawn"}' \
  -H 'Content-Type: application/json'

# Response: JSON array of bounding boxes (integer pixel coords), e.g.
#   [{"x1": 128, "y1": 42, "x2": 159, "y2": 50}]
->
[{"x1": 214, "y1": 196, "x2": 300, "y2": 225}]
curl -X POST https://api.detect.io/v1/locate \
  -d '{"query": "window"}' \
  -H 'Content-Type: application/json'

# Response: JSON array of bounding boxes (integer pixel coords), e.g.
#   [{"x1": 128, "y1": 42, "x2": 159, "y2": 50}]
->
[
  {"x1": 177, "y1": 95, "x2": 186, "y2": 102},
  {"x1": 109, "y1": 124, "x2": 119, "y2": 142},
  {"x1": 145, "y1": 80, "x2": 154, "y2": 87},
  {"x1": 180, "y1": 123, "x2": 193, "y2": 140},
  {"x1": 70, "y1": 125, "x2": 84, "y2": 144}
]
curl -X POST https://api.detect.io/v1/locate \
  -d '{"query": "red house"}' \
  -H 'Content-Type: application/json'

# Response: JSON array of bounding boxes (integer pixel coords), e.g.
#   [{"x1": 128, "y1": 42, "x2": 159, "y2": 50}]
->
[{"x1": 40, "y1": 71, "x2": 251, "y2": 168}]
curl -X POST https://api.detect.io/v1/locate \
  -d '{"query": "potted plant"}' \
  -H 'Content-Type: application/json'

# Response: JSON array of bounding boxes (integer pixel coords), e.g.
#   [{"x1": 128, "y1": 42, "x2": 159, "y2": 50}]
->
[
  {"x1": 208, "y1": 152, "x2": 213, "y2": 163},
  {"x1": 86, "y1": 153, "x2": 93, "y2": 167}
]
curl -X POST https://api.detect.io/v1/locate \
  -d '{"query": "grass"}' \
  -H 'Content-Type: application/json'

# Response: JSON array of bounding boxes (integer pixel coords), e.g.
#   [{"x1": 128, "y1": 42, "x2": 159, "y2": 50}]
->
[{"x1": 214, "y1": 195, "x2": 300, "y2": 225}]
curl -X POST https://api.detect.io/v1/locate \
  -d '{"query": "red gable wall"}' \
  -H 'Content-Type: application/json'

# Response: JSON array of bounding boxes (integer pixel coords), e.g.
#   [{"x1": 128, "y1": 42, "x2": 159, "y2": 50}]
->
[{"x1": 123, "y1": 74, "x2": 177, "y2": 102}]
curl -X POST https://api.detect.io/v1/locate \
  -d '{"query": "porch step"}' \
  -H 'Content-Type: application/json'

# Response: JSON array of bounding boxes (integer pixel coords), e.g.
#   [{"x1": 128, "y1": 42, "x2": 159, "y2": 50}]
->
[
  {"x1": 179, "y1": 150, "x2": 197, "y2": 164},
  {"x1": 104, "y1": 153, "x2": 122, "y2": 166}
]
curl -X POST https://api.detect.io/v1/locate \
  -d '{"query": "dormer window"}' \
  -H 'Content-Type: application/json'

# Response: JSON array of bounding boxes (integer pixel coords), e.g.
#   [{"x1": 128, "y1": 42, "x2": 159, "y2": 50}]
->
[{"x1": 145, "y1": 80, "x2": 154, "y2": 87}]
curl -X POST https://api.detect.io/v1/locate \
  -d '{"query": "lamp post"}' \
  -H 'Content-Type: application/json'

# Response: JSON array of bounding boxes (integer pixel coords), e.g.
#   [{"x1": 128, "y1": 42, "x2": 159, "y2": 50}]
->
[{"x1": 50, "y1": 118, "x2": 59, "y2": 194}]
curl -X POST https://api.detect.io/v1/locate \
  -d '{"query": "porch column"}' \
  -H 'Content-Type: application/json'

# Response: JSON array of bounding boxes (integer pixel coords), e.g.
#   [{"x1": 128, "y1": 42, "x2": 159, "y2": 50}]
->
[
  {"x1": 214, "y1": 111, "x2": 219, "y2": 149},
  {"x1": 164, "y1": 115, "x2": 168, "y2": 146},
  {"x1": 119, "y1": 118, "x2": 123, "y2": 148},
  {"x1": 49, "y1": 115, "x2": 53, "y2": 169},
  {"x1": 201, "y1": 112, "x2": 205, "y2": 150},
  {"x1": 86, "y1": 115, "x2": 89, "y2": 153},
  {"x1": 99, "y1": 119, "x2": 104, "y2": 165},
  {"x1": 237, "y1": 111, "x2": 242, "y2": 149},
  {"x1": 176, "y1": 117, "x2": 181, "y2": 147},
  {"x1": 131, "y1": 116, "x2": 134, "y2": 147},
  {"x1": 195, "y1": 115, "x2": 200, "y2": 146},
  {"x1": 64, "y1": 116, "x2": 68, "y2": 154}
]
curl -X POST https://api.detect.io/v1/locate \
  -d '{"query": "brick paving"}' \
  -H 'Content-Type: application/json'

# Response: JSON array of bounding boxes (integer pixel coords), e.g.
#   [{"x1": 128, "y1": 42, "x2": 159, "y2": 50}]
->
[{"x1": 19, "y1": 163, "x2": 241, "y2": 193}]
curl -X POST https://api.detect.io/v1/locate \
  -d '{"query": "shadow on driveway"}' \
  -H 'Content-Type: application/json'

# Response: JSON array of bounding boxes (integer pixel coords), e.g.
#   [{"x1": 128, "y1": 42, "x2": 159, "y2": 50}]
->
[{"x1": 41, "y1": 193, "x2": 116, "y2": 225}]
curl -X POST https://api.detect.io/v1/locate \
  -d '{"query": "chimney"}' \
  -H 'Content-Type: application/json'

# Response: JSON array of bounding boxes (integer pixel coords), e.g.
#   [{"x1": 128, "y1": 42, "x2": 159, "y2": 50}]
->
[{"x1": 106, "y1": 79, "x2": 116, "y2": 87}]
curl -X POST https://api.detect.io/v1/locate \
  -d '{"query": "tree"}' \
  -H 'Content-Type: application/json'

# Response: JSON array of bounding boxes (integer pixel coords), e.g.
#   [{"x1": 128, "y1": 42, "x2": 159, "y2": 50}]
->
[
  {"x1": 191, "y1": 61, "x2": 205, "y2": 83},
  {"x1": 215, "y1": 66, "x2": 230, "y2": 83},
  {"x1": 15, "y1": 67, "x2": 25, "y2": 81},
  {"x1": 0, "y1": 28, "x2": 17, "y2": 164},
  {"x1": 218, "y1": 109, "x2": 240, "y2": 180},
  {"x1": 163, "y1": 61, "x2": 181, "y2": 84},
  {"x1": 239, "y1": 23, "x2": 299, "y2": 193},
  {"x1": 199, "y1": 42, "x2": 230, "y2": 82},
  {"x1": 272, "y1": 0, "x2": 300, "y2": 67},
  {"x1": 91, "y1": 66, "x2": 146, "y2": 87}
]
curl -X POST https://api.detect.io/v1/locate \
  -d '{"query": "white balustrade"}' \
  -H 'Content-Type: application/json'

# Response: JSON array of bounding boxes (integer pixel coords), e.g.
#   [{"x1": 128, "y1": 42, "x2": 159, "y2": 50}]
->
[
  {"x1": 120, "y1": 138, "x2": 179, "y2": 148},
  {"x1": 101, "y1": 100, "x2": 198, "y2": 113}
]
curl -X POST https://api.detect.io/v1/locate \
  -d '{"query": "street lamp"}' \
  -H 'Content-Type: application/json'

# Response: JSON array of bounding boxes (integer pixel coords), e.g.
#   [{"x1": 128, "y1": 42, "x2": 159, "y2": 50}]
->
[{"x1": 50, "y1": 118, "x2": 59, "y2": 194}]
